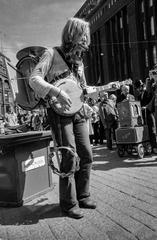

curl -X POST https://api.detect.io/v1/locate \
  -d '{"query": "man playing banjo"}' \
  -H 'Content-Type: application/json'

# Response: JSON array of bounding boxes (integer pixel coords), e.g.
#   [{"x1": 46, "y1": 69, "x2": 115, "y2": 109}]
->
[{"x1": 29, "y1": 17, "x2": 97, "y2": 219}]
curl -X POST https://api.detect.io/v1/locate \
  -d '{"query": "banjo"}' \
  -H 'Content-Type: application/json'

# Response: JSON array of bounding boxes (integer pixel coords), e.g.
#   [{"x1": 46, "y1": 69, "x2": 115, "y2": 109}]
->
[{"x1": 49, "y1": 75, "x2": 132, "y2": 116}]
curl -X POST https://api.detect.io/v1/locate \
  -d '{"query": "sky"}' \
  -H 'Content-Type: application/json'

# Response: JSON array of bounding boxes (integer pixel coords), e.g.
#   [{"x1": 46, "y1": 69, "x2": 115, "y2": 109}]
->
[{"x1": 0, "y1": 0, "x2": 85, "y2": 65}]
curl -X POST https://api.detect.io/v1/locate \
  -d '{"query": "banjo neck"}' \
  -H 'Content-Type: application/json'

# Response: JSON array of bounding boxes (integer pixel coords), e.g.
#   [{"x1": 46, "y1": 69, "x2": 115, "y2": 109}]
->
[{"x1": 86, "y1": 79, "x2": 132, "y2": 99}]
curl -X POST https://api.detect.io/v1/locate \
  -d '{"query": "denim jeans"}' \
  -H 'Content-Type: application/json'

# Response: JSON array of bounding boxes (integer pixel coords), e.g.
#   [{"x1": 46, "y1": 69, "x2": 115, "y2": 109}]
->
[{"x1": 47, "y1": 108, "x2": 93, "y2": 211}]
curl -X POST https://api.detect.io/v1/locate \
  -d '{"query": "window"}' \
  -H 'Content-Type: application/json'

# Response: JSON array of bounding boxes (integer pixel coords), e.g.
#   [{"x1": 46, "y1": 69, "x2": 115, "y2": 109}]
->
[
  {"x1": 120, "y1": 17, "x2": 123, "y2": 29},
  {"x1": 4, "y1": 92, "x2": 9, "y2": 103},
  {"x1": 0, "y1": 79, "x2": 2, "y2": 89},
  {"x1": 145, "y1": 49, "x2": 149, "y2": 67},
  {"x1": 150, "y1": 16, "x2": 155, "y2": 36},
  {"x1": 4, "y1": 81, "x2": 10, "y2": 90},
  {"x1": 141, "y1": 1, "x2": 144, "y2": 13},
  {"x1": 153, "y1": 45, "x2": 157, "y2": 65},
  {"x1": 143, "y1": 21, "x2": 146, "y2": 39},
  {"x1": 149, "y1": 0, "x2": 153, "y2": 7},
  {"x1": 8, "y1": 92, "x2": 13, "y2": 103},
  {"x1": 0, "y1": 92, "x2": 3, "y2": 102}
]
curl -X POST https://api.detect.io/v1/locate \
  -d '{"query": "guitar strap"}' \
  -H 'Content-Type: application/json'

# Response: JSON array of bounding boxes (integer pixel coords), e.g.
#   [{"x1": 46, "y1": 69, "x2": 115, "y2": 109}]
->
[
  {"x1": 55, "y1": 47, "x2": 82, "y2": 79},
  {"x1": 47, "y1": 47, "x2": 72, "y2": 86},
  {"x1": 55, "y1": 47, "x2": 72, "y2": 71}
]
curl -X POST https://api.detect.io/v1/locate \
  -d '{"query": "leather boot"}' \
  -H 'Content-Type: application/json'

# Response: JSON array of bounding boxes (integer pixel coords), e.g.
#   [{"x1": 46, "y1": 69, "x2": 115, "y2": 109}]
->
[{"x1": 62, "y1": 206, "x2": 84, "y2": 219}]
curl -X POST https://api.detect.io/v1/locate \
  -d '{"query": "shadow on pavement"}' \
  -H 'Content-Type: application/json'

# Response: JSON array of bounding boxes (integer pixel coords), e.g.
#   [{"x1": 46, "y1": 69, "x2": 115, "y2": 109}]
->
[
  {"x1": 92, "y1": 145, "x2": 157, "y2": 171},
  {"x1": 0, "y1": 201, "x2": 65, "y2": 225}
]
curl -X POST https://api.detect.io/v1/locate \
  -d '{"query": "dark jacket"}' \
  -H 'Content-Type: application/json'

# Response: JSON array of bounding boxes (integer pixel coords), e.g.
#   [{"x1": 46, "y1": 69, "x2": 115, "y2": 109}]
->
[
  {"x1": 137, "y1": 89, "x2": 154, "y2": 109},
  {"x1": 102, "y1": 99, "x2": 119, "y2": 129}
]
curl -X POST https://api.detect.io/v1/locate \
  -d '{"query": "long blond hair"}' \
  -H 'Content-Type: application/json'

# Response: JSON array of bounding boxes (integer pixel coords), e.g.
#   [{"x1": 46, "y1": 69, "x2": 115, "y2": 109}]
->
[{"x1": 61, "y1": 17, "x2": 90, "y2": 51}]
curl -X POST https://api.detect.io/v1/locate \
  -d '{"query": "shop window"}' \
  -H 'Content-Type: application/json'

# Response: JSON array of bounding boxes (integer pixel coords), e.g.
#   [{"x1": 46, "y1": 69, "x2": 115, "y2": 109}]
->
[{"x1": 150, "y1": 16, "x2": 155, "y2": 36}]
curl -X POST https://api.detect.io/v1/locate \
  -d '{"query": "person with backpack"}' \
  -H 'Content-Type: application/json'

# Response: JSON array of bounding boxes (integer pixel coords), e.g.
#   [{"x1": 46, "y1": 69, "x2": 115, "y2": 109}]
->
[{"x1": 29, "y1": 17, "x2": 96, "y2": 219}]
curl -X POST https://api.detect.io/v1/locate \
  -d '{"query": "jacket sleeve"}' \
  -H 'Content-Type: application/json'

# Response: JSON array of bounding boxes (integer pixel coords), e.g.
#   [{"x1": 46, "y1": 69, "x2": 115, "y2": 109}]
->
[{"x1": 29, "y1": 48, "x2": 55, "y2": 99}]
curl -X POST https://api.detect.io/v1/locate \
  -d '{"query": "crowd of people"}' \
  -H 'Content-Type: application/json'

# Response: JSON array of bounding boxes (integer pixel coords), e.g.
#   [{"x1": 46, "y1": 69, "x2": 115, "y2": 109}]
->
[
  {"x1": 84, "y1": 76, "x2": 157, "y2": 153},
  {"x1": 2, "y1": 105, "x2": 49, "y2": 132},
  {"x1": 2, "y1": 74, "x2": 157, "y2": 153}
]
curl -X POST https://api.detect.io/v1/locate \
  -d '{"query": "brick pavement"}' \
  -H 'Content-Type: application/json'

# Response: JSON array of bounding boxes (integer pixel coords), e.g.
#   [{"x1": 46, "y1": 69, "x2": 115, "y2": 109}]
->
[{"x1": 0, "y1": 145, "x2": 157, "y2": 240}]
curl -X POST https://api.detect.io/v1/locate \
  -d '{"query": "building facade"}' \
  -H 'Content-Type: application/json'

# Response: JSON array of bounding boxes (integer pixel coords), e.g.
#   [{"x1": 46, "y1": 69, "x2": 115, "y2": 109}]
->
[
  {"x1": 0, "y1": 52, "x2": 14, "y2": 119},
  {"x1": 75, "y1": 0, "x2": 157, "y2": 86}
]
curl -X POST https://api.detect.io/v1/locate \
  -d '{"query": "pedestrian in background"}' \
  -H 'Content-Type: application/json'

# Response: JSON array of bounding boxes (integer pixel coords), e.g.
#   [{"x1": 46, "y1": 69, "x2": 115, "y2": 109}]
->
[
  {"x1": 99, "y1": 91, "x2": 108, "y2": 144},
  {"x1": 134, "y1": 79, "x2": 157, "y2": 153},
  {"x1": 89, "y1": 98, "x2": 100, "y2": 145},
  {"x1": 83, "y1": 99, "x2": 94, "y2": 144},
  {"x1": 117, "y1": 85, "x2": 135, "y2": 103},
  {"x1": 103, "y1": 94, "x2": 119, "y2": 150},
  {"x1": 30, "y1": 110, "x2": 41, "y2": 131},
  {"x1": 5, "y1": 105, "x2": 19, "y2": 127}
]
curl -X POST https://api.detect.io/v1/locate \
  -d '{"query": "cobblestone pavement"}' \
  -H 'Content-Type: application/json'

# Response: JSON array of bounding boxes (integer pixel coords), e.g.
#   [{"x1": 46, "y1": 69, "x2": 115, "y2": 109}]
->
[{"x1": 0, "y1": 144, "x2": 157, "y2": 240}]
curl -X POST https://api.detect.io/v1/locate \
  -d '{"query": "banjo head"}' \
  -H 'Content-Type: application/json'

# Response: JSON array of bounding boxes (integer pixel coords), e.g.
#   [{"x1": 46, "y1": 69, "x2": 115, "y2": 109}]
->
[{"x1": 50, "y1": 77, "x2": 84, "y2": 116}]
